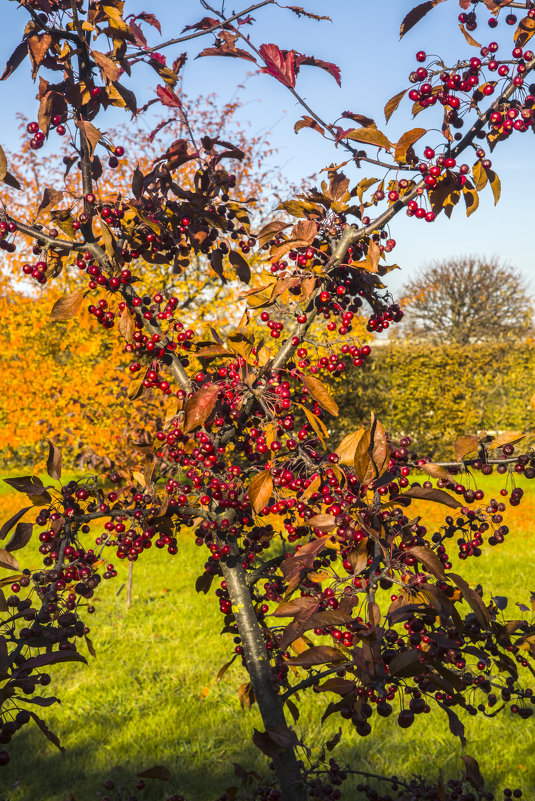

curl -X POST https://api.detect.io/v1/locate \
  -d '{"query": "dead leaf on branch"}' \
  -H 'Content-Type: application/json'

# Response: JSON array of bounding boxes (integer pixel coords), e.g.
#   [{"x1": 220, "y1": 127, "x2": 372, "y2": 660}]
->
[
  {"x1": 248, "y1": 470, "x2": 273, "y2": 514},
  {"x1": 50, "y1": 290, "x2": 84, "y2": 322}
]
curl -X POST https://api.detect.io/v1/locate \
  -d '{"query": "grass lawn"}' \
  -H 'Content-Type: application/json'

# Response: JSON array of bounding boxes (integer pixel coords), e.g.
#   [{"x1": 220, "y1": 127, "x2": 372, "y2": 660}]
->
[{"x1": 0, "y1": 473, "x2": 534, "y2": 800}]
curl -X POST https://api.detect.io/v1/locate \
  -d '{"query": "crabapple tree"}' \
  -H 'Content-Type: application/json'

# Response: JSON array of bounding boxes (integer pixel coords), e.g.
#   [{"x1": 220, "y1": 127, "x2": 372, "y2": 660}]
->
[{"x1": 1, "y1": 2, "x2": 535, "y2": 801}]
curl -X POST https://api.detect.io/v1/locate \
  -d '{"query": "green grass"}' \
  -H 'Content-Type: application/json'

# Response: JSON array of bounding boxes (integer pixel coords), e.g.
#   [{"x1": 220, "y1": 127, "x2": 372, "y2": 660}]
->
[{"x1": 1, "y1": 474, "x2": 535, "y2": 801}]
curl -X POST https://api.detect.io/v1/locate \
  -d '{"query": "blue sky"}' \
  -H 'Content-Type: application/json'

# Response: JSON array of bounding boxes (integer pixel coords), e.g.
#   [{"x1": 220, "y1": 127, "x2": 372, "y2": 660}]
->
[{"x1": 1, "y1": 0, "x2": 534, "y2": 296}]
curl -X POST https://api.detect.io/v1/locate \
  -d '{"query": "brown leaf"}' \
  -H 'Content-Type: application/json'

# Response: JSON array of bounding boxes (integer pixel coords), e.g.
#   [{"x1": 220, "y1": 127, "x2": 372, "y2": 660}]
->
[
  {"x1": 462, "y1": 181, "x2": 479, "y2": 217},
  {"x1": 388, "y1": 649, "x2": 422, "y2": 677},
  {"x1": 257, "y1": 220, "x2": 291, "y2": 248},
  {"x1": 127, "y1": 371, "x2": 147, "y2": 401},
  {"x1": 3, "y1": 476, "x2": 46, "y2": 495},
  {"x1": 285, "y1": 645, "x2": 345, "y2": 667},
  {"x1": 0, "y1": 507, "x2": 32, "y2": 541},
  {"x1": 400, "y1": 0, "x2": 447, "y2": 38},
  {"x1": 302, "y1": 375, "x2": 339, "y2": 416},
  {"x1": 92, "y1": 49, "x2": 119, "y2": 81},
  {"x1": 50, "y1": 290, "x2": 84, "y2": 321},
  {"x1": 407, "y1": 545, "x2": 446, "y2": 580},
  {"x1": 0, "y1": 549, "x2": 20, "y2": 571},
  {"x1": 394, "y1": 127, "x2": 426, "y2": 163},
  {"x1": 75, "y1": 120, "x2": 102, "y2": 159},
  {"x1": 397, "y1": 485, "x2": 462, "y2": 509},
  {"x1": 419, "y1": 462, "x2": 452, "y2": 481},
  {"x1": 384, "y1": 89, "x2": 408, "y2": 123},
  {"x1": 454, "y1": 435, "x2": 479, "y2": 461},
  {"x1": 28, "y1": 711, "x2": 64, "y2": 753},
  {"x1": 36, "y1": 187, "x2": 63, "y2": 217},
  {"x1": 291, "y1": 219, "x2": 317, "y2": 245},
  {"x1": 486, "y1": 167, "x2": 501, "y2": 205},
  {"x1": 118, "y1": 305, "x2": 135, "y2": 344},
  {"x1": 5, "y1": 522, "x2": 32, "y2": 553},
  {"x1": 27, "y1": 34, "x2": 52, "y2": 76},
  {"x1": 461, "y1": 755, "x2": 484, "y2": 791},
  {"x1": 46, "y1": 439, "x2": 62, "y2": 481},
  {"x1": 137, "y1": 766, "x2": 172, "y2": 782},
  {"x1": 273, "y1": 596, "x2": 319, "y2": 618},
  {"x1": 459, "y1": 23, "x2": 481, "y2": 47},
  {"x1": 345, "y1": 126, "x2": 391, "y2": 150},
  {"x1": 248, "y1": 470, "x2": 273, "y2": 514},
  {"x1": 183, "y1": 384, "x2": 219, "y2": 432},
  {"x1": 228, "y1": 250, "x2": 251, "y2": 283},
  {"x1": 489, "y1": 431, "x2": 525, "y2": 449},
  {"x1": 335, "y1": 429, "x2": 366, "y2": 466},
  {"x1": 307, "y1": 514, "x2": 337, "y2": 531},
  {"x1": 0, "y1": 41, "x2": 28, "y2": 81},
  {"x1": 294, "y1": 116, "x2": 324, "y2": 135},
  {"x1": 448, "y1": 573, "x2": 490, "y2": 629},
  {"x1": 366, "y1": 239, "x2": 380, "y2": 272}
]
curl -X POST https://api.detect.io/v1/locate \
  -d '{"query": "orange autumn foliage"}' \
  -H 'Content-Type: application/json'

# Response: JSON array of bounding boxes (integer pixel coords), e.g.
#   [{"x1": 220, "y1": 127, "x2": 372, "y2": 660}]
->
[{"x1": 0, "y1": 94, "x2": 285, "y2": 471}]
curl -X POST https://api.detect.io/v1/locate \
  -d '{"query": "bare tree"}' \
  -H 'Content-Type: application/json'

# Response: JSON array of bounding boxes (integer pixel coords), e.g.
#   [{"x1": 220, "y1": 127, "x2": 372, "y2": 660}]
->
[{"x1": 399, "y1": 256, "x2": 533, "y2": 344}]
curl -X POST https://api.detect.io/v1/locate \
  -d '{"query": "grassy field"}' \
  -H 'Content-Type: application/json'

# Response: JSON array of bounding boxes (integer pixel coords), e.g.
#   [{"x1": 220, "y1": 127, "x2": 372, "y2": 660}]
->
[{"x1": 0, "y1": 473, "x2": 534, "y2": 801}]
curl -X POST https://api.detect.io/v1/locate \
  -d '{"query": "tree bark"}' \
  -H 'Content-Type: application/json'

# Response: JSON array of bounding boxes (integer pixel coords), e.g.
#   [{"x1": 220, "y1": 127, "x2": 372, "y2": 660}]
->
[{"x1": 220, "y1": 556, "x2": 306, "y2": 801}]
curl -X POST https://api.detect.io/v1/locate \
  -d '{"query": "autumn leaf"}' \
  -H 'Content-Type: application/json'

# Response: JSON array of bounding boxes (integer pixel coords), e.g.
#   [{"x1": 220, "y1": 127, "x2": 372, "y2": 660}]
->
[
  {"x1": 394, "y1": 127, "x2": 426, "y2": 163},
  {"x1": 294, "y1": 116, "x2": 324, "y2": 135},
  {"x1": 259, "y1": 43, "x2": 296, "y2": 87},
  {"x1": 285, "y1": 645, "x2": 345, "y2": 667},
  {"x1": 156, "y1": 84, "x2": 182, "y2": 108},
  {"x1": 0, "y1": 549, "x2": 20, "y2": 571},
  {"x1": 345, "y1": 126, "x2": 391, "y2": 150},
  {"x1": 489, "y1": 431, "x2": 525, "y2": 449},
  {"x1": 92, "y1": 49, "x2": 119, "y2": 82},
  {"x1": 384, "y1": 89, "x2": 408, "y2": 123},
  {"x1": 419, "y1": 462, "x2": 452, "y2": 481},
  {"x1": 75, "y1": 120, "x2": 102, "y2": 159},
  {"x1": 46, "y1": 439, "x2": 62, "y2": 481},
  {"x1": 307, "y1": 514, "x2": 337, "y2": 531},
  {"x1": 397, "y1": 485, "x2": 462, "y2": 509},
  {"x1": 302, "y1": 375, "x2": 339, "y2": 416},
  {"x1": 454, "y1": 435, "x2": 480, "y2": 461},
  {"x1": 118, "y1": 305, "x2": 135, "y2": 344},
  {"x1": 183, "y1": 384, "x2": 219, "y2": 432},
  {"x1": 400, "y1": 0, "x2": 447, "y2": 38},
  {"x1": 36, "y1": 187, "x2": 63, "y2": 217},
  {"x1": 248, "y1": 470, "x2": 273, "y2": 514},
  {"x1": 50, "y1": 290, "x2": 84, "y2": 322},
  {"x1": 228, "y1": 250, "x2": 251, "y2": 283},
  {"x1": 335, "y1": 429, "x2": 366, "y2": 466}
]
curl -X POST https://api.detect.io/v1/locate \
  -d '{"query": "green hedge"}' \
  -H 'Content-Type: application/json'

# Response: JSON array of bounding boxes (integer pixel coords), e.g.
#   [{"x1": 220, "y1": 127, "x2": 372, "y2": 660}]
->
[{"x1": 332, "y1": 341, "x2": 535, "y2": 459}]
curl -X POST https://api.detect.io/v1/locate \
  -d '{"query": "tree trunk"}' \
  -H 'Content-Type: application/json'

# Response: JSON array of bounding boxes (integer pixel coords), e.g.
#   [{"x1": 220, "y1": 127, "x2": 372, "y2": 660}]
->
[{"x1": 220, "y1": 556, "x2": 306, "y2": 801}]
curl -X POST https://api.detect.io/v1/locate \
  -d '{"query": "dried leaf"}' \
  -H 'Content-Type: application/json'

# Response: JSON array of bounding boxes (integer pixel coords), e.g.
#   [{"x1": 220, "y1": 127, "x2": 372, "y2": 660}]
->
[
  {"x1": 400, "y1": 0, "x2": 447, "y2": 38},
  {"x1": 461, "y1": 755, "x2": 484, "y2": 791},
  {"x1": 50, "y1": 290, "x2": 84, "y2": 322},
  {"x1": 420, "y1": 462, "x2": 452, "y2": 481},
  {"x1": 0, "y1": 548, "x2": 20, "y2": 571},
  {"x1": 335, "y1": 429, "x2": 366, "y2": 466},
  {"x1": 46, "y1": 439, "x2": 62, "y2": 481},
  {"x1": 118, "y1": 305, "x2": 135, "y2": 344},
  {"x1": 407, "y1": 545, "x2": 446, "y2": 580},
  {"x1": 75, "y1": 120, "x2": 102, "y2": 159},
  {"x1": 248, "y1": 471, "x2": 273, "y2": 514},
  {"x1": 384, "y1": 89, "x2": 408, "y2": 123},
  {"x1": 345, "y1": 126, "x2": 391, "y2": 150},
  {"x1": 489, "y1": 431, "x2": 525, "y2": 449},
  {"x1": 229, "y1": 250, "x2": 251, "y2": 283},
  {"x1": 459, "y1": 23, "x2": 481, "y2": 47},
  {"x1": 307, "y1": 514, "x2": 337, "y2": 531},
  {"x1": 397, "y1": 485, "x2": 462, "y2": 509},
  {"x1": 6, "y1": 522, "x2": 32, "y2": 553},
  {"x1": 448, "y1": 572, "x2": 490, "y2": 628},
  {"x1": 394, "y1": 127, "x2": 426, "y2": 163},
  {"x1": 0, "y1": 507, "x2": 32, "y2": 541},
  {"x1": 454, "y1": 435, "x2": 479, "y2": 461},
  {"x1": 294, "y1": 116, "x2": 324, "y2": 135},
  {"x1": 285, "y1": 645, "x2": 345, "y2": 667},
  {"x1": 302, "y1": 375, "x2": 339, "y2": 416},
  {"x1": 183, "y1": 384, "x2": 219, "y2": 432},
  {"x1": 92, "y1": 49, "x2": 119, "y2": 81}
]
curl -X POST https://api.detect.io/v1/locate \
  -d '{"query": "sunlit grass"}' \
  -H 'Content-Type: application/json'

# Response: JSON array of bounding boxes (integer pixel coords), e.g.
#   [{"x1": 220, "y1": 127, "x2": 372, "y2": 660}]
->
[{"x1": 0, "y1": 473, "x2": 534, "y2": 800}]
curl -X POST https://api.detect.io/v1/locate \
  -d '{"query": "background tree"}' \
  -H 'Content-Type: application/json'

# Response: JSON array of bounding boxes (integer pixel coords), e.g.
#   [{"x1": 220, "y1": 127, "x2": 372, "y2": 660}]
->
[{"x1": 399, "y1": 256, "x2": 533, "y2": 345}]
